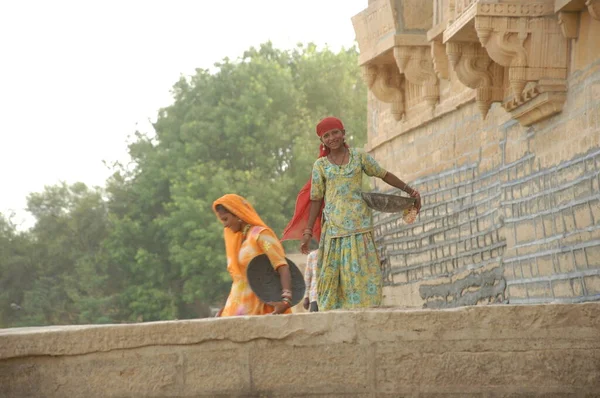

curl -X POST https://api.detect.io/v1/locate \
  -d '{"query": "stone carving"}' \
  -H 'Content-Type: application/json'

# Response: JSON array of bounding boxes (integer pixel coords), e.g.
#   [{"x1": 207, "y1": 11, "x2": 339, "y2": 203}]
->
[
  {"x1": 555, "y1": 0, "x2": 600, "y2": 22},
  {"x1": 446, "y1": 41, "x2": 504, "y2": 118},
  {"x1": 557, "y1": 11, "x2": 579, "y2": 38},
  {"x1": 354, "y1": 0, "x2": 582, "y2": 127},
  {"x1": 439, "y1": 0, "x2": 569, "y2": 125},
  {"x1": 352, "y1": 0, "x2": 398, "y2": 64},
  {"x1": 474, "y1": 13, "x2": 568, "y2": 125},
  {"x1": 474, "y1": 22, "x2": 529, "y2": 99},
  {"x1": 587, "y1": 0, "x2": 600, "y2": 20},
  {"x1": 502, "y1": 79, "x2": 567, "y2": 126},
  {"x1": 429, "y1": 0, "x2": 454, "y2": 81},
  {"x1": 431, "y1": 41, "x2": 450, "y2": 80},
  {"x1": 362, "y1": 64, "x2": 405, "y2": 121},
  {"x1": 394, "y1": 46, "x2": 440, "y2": 110}
]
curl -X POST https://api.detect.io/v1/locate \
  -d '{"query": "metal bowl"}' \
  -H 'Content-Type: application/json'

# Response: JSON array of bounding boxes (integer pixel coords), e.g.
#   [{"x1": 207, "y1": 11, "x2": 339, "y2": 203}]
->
[
  {"x1": 361, "y1": 192, "x2": 416, "y2": 213},
  {"x1": 246, "y1": 254, "x2": 305, "y2": 306}
]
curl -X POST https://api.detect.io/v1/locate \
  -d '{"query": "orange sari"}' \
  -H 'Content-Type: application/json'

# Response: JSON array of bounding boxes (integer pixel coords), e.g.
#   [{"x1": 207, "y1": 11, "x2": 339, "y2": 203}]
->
[{"x1": 213, "y1": 194, "x2": 292, "y2": 316}]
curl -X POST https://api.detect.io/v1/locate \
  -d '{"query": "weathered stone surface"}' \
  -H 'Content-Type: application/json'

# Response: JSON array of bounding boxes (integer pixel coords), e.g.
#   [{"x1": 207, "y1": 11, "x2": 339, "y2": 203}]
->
[{"x1": 1, "y1": 303, "x2": 599, "y2": 397}]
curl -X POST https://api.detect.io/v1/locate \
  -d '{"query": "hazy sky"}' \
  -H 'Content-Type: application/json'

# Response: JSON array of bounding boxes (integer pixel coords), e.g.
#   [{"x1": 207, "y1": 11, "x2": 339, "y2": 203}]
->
[{"x1": 0, "y1": 0, "x2": 366, "y2": 228}]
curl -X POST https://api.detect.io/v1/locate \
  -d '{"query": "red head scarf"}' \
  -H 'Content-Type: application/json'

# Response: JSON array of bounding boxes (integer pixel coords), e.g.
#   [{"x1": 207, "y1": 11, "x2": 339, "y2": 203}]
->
[
  {"x1": 281, "y1": 117, "x2": 347, "y2": 242},
  {"x1": 316, "y1": 116, "x2": 345, "y2": 157}
]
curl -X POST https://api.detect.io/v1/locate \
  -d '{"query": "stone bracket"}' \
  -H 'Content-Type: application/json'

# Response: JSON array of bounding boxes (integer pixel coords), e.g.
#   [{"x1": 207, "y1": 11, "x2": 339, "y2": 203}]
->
[
  {"x1": 557, "y1": 11, "x2": 580, "y2": 38},
  {"x1": 431, "y1": 41, "x2": 450, "y2": 80},
  {"x1": 588, "y1": 0, "x2": 600, "y2": 19},
  {"x1": 394, "y1": 46, "x2": 440, "y2": 110},
  {"x1": 446, "y1": 41, "x2": 504, "y2": 119},
  {"x1": 362, "y1": 64, "x2": 405, "y2": 121},
  {"x1": 475, "y1": 14, "x2": 568, "y2": 98}
]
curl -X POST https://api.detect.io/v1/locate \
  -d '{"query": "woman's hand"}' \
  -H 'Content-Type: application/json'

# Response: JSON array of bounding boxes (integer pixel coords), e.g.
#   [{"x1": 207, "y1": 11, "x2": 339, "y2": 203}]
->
[
  {"x1": 268, "y1": 301, "x2": 290, "y2": 315},
  {"x1": 410, "y1": 189, "x2": 422, "y2": 213},
  {"x1": 215, "y1": 308, "x2": 223, "y2": 318},
  {"x1": 300, "y1": 233, "x2": 311, "y2": 254},
  {"x1": 303, "y1": 297, "x2": 310, "y2": 310}
]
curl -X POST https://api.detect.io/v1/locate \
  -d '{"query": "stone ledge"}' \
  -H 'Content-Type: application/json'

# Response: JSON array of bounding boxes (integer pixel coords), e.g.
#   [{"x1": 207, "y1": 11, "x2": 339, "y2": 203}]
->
[{"x1": 1, "y1": 304, "x2": 599, "y2": 397}]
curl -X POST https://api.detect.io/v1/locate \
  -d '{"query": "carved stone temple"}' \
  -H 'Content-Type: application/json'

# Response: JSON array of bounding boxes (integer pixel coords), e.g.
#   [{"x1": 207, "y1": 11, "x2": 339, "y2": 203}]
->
[{"x1": 353, "y1": 0, "x2": 600, "y2": 309}]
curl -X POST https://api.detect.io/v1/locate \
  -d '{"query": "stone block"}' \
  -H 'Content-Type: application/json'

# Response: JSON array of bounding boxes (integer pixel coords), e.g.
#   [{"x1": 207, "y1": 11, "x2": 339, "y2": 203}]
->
[
  {"x1": 585, "y1": 245, "x2": 600, "y2": 269},
  {"x1": 504, "y1": 225, "x2": 517, "y2": 250},
  {"x1": 552, "y1": 279, "x2": 575, "y2": 298},
  {"x1": 591, "y1": 198, "x2": 600, "y2": 224},
  {"x1": 508, "y1": 284, "x2": 528, "y2": 300},
  {"x1": 583, "y1": 274, "x2": 600, "y2": 295},
  {"x1": 527, "y1": 282, "x2": 553, "y2": 299},
  {"x1": 536, "y1": 254, "x2": 556, "y2": 277},
  {"x1": 556, "y1": 251, "x2": 577, "y2": 274},
  {"x1": 574, "y1": 248, "x2": 589, "y2": 269},
  {"x1": 251, "y1": 342, "x2": 371, "y2": 395},
  {"x1": 562, "y1": 209, "x2": 577, "y2": 232},
  {"x1": 505, "y1": 264, "x2": 516, "y2": 280},
  {"x1": 542, "y1": 214, "x2": 556, "y2": 237},
  {"x1": 573, "y1": 277, "x2": 585, "y2": 296},
  {"x1": 521, "y1": 262, "x2": 534, "y2": 279},
  {"x1": 184, "y1": 344, "x2": 252, "y2": 394},
  {"x1": 574, "y1": 202, "x2": 593, "y2": 230},
  {"x1": 515, "y1": 220, "x2": 536, "y2": 244}
]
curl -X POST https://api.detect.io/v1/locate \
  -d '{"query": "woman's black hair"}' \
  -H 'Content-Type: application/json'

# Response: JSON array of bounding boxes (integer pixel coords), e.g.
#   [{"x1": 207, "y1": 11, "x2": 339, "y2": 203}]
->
[
  {"x1": 215, "y1": 204, "x2": 230, "y2": 214},
  {"x1": 215, "y1": 204, "x2": 240, "y2": 219}
]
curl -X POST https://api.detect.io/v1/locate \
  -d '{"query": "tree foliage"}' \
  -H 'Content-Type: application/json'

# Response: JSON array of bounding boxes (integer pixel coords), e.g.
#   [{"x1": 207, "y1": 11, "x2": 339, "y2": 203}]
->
[{"x1": 0, "y1": 42, "x2": 367, "y2": 327}]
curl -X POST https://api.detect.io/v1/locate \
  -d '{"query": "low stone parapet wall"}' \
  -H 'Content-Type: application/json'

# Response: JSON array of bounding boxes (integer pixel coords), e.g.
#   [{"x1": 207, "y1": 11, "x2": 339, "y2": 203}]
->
[{"x1": 1, "y1": 303, "x2": 599, "y2": 397}]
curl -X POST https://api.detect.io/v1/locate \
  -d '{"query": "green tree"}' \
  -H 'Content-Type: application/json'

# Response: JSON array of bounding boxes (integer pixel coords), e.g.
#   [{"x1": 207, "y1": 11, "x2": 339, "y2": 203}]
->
[
  {"x1": 16, "y1": 182, "x2": 112, "y2": 325},
  {"x1": 1, "y1": 42, "x2": 367, "y2": 327},
  {"x1": 0, "y1": 213, "x2": 35, "y2": 327}
]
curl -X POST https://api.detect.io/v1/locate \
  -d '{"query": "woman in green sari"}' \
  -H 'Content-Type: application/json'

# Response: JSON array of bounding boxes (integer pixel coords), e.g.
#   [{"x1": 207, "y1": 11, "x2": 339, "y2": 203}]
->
[{"x1": 283, "y1": 117, "x2": 421, "y2": 310}]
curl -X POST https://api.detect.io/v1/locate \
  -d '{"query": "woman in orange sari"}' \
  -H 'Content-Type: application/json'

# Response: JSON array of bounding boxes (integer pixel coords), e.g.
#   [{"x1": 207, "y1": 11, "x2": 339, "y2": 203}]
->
[{"x1": 213, "y1": 194, "x2": 293, "y2": 316}]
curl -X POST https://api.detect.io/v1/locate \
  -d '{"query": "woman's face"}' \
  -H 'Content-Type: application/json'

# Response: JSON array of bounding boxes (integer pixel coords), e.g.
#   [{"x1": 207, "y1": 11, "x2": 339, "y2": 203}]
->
[
  {"x1": 320, "y1": 128, "x2": 345, "y2": 150},
  {"x1": 217, "y1": 209, "x2": 243, "y2": 233}
]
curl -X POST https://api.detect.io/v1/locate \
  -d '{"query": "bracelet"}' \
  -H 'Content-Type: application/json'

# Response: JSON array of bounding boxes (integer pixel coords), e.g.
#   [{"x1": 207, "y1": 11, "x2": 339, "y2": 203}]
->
[
  {"x1": 405, "y1": 186, "x2": 419, "y2": 196},
  {"x1": 281, "y1": 297, "x2": 292, "y2": 307}
]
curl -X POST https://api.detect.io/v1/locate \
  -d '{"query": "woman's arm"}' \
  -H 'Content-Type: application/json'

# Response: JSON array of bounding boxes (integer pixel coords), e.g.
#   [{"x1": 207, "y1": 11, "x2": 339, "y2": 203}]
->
[
  {"x1": 300, "y1": 200, "x2": 323, "y2": 254},
  {"x1": 257, "y1": 230, "x2": 294, "y2": 314},
  {"x1": 277, "y1": 264, "x2": 292, "y2": 294},
  {"x1": 382, "y1": 172, "x2": 421, "y2": 212},
  {"x1": 361, "y1": 151, "x2": 422, "y2": 213}
]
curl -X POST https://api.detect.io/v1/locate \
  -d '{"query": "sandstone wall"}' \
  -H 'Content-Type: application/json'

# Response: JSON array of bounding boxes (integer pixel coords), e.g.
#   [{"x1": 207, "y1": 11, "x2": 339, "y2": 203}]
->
[
  {"x1": 353, "y1": 0, "x2": 600, "y2": 308},
  {"x1": 1, "y1": 303, "x2": 599, "y2": 397}
]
